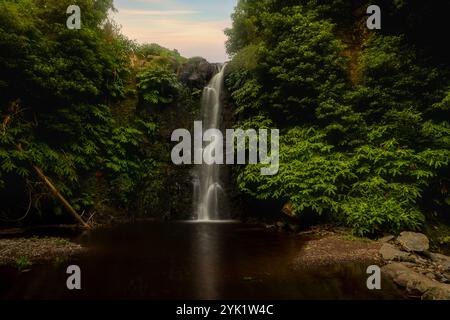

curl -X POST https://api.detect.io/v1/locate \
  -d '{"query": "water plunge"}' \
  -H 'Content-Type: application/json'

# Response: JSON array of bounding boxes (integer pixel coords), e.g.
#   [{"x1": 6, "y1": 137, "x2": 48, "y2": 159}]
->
[{"x1": 193, "y1": 64, "x2": 227, "y2": 221}]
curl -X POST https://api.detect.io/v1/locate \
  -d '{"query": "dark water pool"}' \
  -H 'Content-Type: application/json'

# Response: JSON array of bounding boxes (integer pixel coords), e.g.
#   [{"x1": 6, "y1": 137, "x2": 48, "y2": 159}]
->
[{"x1": 0, "y1": 221, "x2": 405, "y2": 300}]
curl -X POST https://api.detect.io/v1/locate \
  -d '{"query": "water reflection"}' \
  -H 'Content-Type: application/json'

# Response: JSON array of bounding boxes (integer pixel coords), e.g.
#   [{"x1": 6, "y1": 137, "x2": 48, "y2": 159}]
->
[
  {"x1": 193, "y1": 223, "x2": 219, "y2": 299},
  {"x1": 0, "y1": 222, "x2": 405, "y2": 300}
]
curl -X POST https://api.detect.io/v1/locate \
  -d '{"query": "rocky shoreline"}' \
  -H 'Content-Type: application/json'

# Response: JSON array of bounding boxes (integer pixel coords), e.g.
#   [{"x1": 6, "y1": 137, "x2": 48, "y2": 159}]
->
[
  {"x1": 379, "y1": 231, "x2": 450, "y2": 300},
  {"x1": 288, "y1": 225, "x2": 450, "y2": 300}
]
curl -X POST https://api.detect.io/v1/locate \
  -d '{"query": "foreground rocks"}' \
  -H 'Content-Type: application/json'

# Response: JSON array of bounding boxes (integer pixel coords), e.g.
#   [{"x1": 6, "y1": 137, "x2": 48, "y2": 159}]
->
[
  {"x1": 380, "y1": 243, "x2": 414, "y2": 262},
  {"x1": 383, "y1": 263, "x2": 450, "y2": 300},
  {"x1": 379, "y1": 232, "x2": 450, "y2": 300},
  {"x1": 397, "y1": 231, "x2": 430, "y2": 252}
]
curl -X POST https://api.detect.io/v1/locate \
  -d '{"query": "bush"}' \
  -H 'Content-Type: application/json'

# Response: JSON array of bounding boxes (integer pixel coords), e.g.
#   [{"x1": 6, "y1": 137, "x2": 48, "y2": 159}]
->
[
  {"x1": 137, "y1": 64, "x2": 182, "y2": 108},
  {"x1": 226, "y1": 0, "x2": 450, "y2": 236},
  {"x1": 15, "y1": 256, "x2": 32, "y2": 271}
]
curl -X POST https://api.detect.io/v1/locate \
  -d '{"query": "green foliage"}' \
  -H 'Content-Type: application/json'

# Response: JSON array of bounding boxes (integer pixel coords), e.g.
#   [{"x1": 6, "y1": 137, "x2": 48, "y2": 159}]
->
[
  {"x1": 15, "y1": 256, "x2": 32, "y2": 271},
  {"x1": 0, "y1": 0, "x2": 129, "y2": 106},
  {"x1": 137, "y1": 64, "x2": 182, "y2": 107},
  {"x1": 54, "y1": 237, "x2": 71, "y2": 246},
  {"x1": 226, "y1": 0, "x2": 450, "y2": 236},
  {"x1": 225, "y1": 0, "x2": 269, "y2": 55},
  {"x1": 0, "y1": 0, "x2": 177, "y2": 222},
  {"x1": 439, "y1": 236, "x2": 450, "y2": 246},
  {"x1": 236, "y1": 127, "x2": 351, "y2": 214},
  {"x1": 257, "y1": 6, "x2": 350, "y2": 125},
  {"x1": 135, "y1": 43, "x2": 186, "y2": 71}
]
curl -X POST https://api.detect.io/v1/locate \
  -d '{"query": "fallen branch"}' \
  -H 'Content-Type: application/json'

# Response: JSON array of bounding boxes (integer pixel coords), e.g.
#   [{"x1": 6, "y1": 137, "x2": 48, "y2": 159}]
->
[{"x1": 17, "y1": 144, "x2": 90, "y2": 229}]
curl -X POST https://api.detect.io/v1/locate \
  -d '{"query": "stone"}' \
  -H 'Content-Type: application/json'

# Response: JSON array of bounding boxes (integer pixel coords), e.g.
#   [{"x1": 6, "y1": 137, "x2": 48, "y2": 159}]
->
[
  {"x1": 444, "y1": 272, "x2": 450, "y2": 282},
  {"x1": 177, "y1": 57, "x2": 216, "y2": 89},
  {"x1": 411, "y1": 255, "x2": 429, "y2": 266},
  {"x1": 421, "y1": 286, "x2": 450, "y2": 300},
  {"x1": 382, "y1": 263, "x2": 450, "y2": 300},
  {"x1": 378, "y1": 235, "x2": 395, "y2": 243},
  {"x1": 379, "y1": 243, "x2": 414, "y2": 262},
  {"x1": 429, "y1": 252, "x2": 450, "y2": 271},
  {"x1": 397, "y1": 231, "x2": 429, "y2": 252},
  {"x1": 399, "y1": 262, "x2": 416, "y2": 268},
  {"x1": 436, "y1": 272, "x2": 449, "y2": 283}
]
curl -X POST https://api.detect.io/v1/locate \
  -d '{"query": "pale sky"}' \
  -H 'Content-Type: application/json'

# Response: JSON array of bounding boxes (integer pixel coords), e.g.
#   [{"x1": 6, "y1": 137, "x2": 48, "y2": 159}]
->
[{"x1": 111, "y1": 0, "x2": 237, "y2": 62}]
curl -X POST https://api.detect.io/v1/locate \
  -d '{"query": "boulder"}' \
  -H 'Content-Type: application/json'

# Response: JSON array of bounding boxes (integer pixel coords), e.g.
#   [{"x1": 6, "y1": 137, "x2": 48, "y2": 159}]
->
[
  {"x1": 379, "y1": 243, "x2": 414, "y2": 262},
  {"x1": 397, "y1": 232, "x2": 429, "y2": 252},
  {"x1": 177, "y1": 57, "x2": 216, "y2": 89},
  {"x1": 382, "y1": 263, "x2": 450, "y2": 300}
]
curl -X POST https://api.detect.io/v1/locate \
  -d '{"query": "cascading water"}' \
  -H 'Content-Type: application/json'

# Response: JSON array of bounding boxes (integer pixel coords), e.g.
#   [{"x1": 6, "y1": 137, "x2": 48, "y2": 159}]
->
[{"x1": 193, "y1": 64, "x2": 227, "y2": 221}]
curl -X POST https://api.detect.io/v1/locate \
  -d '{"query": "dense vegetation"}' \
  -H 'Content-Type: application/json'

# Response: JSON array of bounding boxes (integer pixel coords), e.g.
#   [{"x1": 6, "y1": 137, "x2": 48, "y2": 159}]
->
[
  {"x1": 1, "y1": 0, "x2": 449, "y2": 241},
  {"x1": 225, "y1": 0, "x2": 450, "y2": 236},
  {"x1": 0, "y1": 0, "x2": 197, "y2": 224}
]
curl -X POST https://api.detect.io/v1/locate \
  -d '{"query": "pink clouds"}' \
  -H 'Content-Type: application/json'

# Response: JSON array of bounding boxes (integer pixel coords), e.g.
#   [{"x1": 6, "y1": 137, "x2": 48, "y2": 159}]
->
[{"x1": 111, "y1": 7, "x2": 232, "y2": 62}]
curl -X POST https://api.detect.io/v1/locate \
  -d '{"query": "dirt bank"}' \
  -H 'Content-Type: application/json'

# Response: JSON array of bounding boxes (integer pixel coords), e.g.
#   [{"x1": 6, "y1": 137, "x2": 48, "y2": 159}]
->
[
  {"x1": 292, "y1": 226, "x2": 382, "y2": 268},
  {"x1": 0, "y1": 237, "x2": 85, "y2": 267}
]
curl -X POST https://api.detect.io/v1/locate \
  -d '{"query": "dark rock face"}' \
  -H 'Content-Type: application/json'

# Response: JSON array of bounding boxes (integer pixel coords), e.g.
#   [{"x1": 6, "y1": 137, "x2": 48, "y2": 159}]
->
[{"x1": 177, "y1": 57, "x2": 217, "y2": 89}]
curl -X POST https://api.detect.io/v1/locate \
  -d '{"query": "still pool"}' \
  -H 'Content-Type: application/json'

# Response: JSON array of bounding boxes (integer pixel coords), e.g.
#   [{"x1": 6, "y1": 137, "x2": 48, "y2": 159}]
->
[{"x1": 0, "y1": 221, "x2": 405, "y2": 299}]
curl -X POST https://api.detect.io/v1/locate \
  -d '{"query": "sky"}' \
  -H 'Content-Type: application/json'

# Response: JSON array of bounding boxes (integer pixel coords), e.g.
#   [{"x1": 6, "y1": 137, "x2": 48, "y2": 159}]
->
[{"x1": 111, "y1": 0, "x2": 237, "y2": 62}]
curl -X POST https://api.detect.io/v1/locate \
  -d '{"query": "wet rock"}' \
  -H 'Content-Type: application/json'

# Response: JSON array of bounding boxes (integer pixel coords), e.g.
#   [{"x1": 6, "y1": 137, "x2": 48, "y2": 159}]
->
[
  {"x1": 397, "y1": 232, "x2": 429, "y2": 252},
  {"x1": 382, "y1": 263, "x2": 450, "y2": 300},
  {"x1": 379, "y1": 243, "x2": 414, "y2": 262}
]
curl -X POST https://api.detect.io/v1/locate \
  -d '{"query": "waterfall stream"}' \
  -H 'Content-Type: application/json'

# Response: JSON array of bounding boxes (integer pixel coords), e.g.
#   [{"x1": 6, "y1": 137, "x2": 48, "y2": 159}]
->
[{"x1": 193, "y1": 64, "x2": 227, "y2": 221}]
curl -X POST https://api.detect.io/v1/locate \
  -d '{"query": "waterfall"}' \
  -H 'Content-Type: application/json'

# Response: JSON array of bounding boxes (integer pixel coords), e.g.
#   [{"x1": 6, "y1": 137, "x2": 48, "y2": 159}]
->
[{"x1": 193, "y1": 64, "x2": 227, "y2": 221}]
